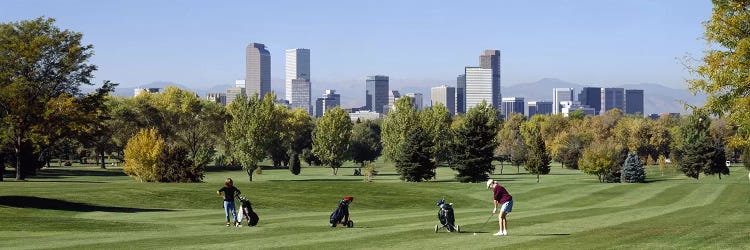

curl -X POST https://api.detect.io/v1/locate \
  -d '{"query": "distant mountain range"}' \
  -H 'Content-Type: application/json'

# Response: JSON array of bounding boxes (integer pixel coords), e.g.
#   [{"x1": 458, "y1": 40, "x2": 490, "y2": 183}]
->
[{"x1": 109, "y1": 78, "x2": 706, "y2": 115}]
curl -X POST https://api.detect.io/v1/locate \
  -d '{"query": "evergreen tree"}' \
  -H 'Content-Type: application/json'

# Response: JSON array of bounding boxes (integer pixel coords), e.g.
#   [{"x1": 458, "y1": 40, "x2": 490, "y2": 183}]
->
[
  {"x1": 394, "y1": 126, "x2": 435, "y2": 182},
  {"x1": 450, "y1": 101, "x2": 499, "y2": 183},
  {"x1": 621, "y1": 152, "x2": 645, "y2": 183},
  {"x1": 677, "y1": 110, "x2": 729, "y2": 179},
  {"x1": 290, "y1": 153, "x2": 301, "y2": 175}
]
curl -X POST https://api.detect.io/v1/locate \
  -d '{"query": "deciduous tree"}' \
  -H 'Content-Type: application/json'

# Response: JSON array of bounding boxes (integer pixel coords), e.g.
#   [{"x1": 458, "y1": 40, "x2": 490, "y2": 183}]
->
[{"x1": 312, "y1": 107, "x2": 352, "y2": 175}]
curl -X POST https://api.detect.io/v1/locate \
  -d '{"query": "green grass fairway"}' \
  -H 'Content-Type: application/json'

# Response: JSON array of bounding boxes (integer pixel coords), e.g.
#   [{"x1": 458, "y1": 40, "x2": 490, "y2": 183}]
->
[{"x1": 1, "y1": 162, "x2": 748, "y2": 249}]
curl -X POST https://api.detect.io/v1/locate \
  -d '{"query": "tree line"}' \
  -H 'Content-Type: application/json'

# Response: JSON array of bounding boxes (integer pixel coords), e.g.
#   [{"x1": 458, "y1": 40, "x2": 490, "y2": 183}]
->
[{"x1": 4, "y1": 13, "x2": 750, "y2": 183}]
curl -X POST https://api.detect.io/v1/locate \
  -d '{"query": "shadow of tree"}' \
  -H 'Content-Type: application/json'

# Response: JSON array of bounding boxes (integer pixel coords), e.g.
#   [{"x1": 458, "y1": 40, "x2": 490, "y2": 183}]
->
[{"x1": 0, "y1": 196, "x2": 172, "y2": 213}]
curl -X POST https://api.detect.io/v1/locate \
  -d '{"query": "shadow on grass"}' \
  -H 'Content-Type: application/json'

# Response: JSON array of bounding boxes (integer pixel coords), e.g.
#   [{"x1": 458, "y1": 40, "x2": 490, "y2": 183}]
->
[
  {"x1": 0, "y1": 196, "x2": 172, "y2": 213},
  {"x1": 36, "y1": 168, "x2": 127, "y2": 178}
]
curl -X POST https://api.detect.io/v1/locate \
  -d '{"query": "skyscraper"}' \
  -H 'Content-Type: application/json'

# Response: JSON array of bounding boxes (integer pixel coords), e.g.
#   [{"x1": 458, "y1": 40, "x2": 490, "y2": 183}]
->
[
  {"x1": 285, "y1": 48, "x2": 311, "y2": 114},
  {"x1": 405, "y1": 93, "x2": 423, "y2": 110},
  {"x1": 431, "y1": 85, "x2": 455, "y2": 116},
  {"x1": 578, "y1": 87, "x2": 602, "y2": 114},
  {"x1": 601, "y1": 88, "x2": 625, "y2": 113},
  {"x1": 456, "y1": 74, "x2": 466, "y2": 114},
  {"x1": 315, "y1": 89, "x2": 340, "y2": 117},
  {"x1": 501, "y1": 97, "x2": 525, "y2": 119},
  {"x1": 625, "y1": 89, "x2": 644, "y2": 115},
  {"x1": 206, "y1": 93, "x2": 227, "y2": 106},
  {"x1": 246, "y1": 43, "x2": 271, "y2": 99},
  {"x1": 365, "y1": 75, "x2": 389, "y2": 114},
  {"x1": 465, "y1": 67, "x2": 493, "y2": 111},
  {"x1": 528, "y1": 101, "x2": 553, "y2": 118},
  {"x1": 552, "y1": 88, "x2": 575, "y2": 115},
  {"x1": 465, "y1": 50, "x2": 501, "y2": 112}
]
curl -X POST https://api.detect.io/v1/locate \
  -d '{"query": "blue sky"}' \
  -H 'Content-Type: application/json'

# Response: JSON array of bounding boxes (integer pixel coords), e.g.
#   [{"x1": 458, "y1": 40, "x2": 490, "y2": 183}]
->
[{"x1": 1, "y1": 0, "x2": 712, "y2": 102}]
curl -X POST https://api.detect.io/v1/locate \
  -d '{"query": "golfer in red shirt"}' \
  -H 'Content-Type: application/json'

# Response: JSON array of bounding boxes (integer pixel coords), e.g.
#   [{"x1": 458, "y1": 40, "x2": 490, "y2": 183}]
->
[{"x1": 487, "y1": 179, "x2": 513, "y2": 236}]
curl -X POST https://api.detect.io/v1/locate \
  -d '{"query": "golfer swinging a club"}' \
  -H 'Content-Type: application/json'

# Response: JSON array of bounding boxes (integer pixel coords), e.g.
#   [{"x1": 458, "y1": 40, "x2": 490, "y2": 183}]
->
[{"x1": 487, "y1": 179, "x2": 513, "y2": 236}]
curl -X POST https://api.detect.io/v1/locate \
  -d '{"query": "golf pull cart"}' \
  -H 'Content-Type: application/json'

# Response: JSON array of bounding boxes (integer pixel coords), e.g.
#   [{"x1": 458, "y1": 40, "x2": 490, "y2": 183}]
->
[
  {"x1": 330, "y1": 196, "x2": 354, "y2": 228},
  {"x1": 434, "y1": 199, "x2": 460, "y2": 233}
]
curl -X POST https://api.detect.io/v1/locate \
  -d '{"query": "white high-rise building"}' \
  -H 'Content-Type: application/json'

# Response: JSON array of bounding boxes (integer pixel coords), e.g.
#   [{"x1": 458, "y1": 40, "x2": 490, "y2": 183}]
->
[
  {"x1": 285, "y1": 49, "x2": 312, "y2": 114},
  {"x1": 235, "y1": 80, "x2": 246, "y2": 88},
  {"x1": 552, "y1": 88, "x2": 575, "y2": 115},
  {"x1": 465, "y1": 50, "x2": 501, "y2": 112},
  {"x1": 465, "y1": 67, "x2": 493, "y2": 111},
  {"x1": 431, "y1": 85, "x2": 455, "y2": 116},
  {"x1": 285, "y1": 49, "x2": 311, "y2": 114}
]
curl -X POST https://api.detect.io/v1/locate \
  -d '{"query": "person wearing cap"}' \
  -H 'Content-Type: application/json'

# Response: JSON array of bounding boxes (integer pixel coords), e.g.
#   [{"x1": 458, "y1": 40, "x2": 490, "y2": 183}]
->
[{"x1": 487, "y1": 179, "x2": 513, "y2": 236}]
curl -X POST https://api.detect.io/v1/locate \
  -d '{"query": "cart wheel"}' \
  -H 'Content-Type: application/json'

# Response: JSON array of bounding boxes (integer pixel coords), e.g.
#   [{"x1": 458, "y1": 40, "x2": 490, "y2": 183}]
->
[
  {"x1": 434, "y1": 225, "x2": 439, "y2": 233},
  {"x1": 456, "y1": 225, "x2": 460, "y2": 233},
  {"x1": 347, "y1": 221, "x2": 354, "y2": 228}
]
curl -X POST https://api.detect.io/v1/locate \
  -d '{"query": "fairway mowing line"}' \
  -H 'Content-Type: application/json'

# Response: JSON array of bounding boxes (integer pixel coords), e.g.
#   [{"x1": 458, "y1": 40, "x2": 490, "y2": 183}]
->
[
  {"x1": 400, "y1": 184, "x2": 730, "y2": 249},
  {"x1": 524, "y1": 184, "x2": 619, "y2": 208}
]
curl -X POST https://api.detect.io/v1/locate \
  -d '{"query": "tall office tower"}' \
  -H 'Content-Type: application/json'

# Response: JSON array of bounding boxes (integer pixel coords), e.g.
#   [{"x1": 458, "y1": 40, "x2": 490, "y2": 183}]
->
[
  {"x1": 552, "y1": 88, "x2": 575, "y2": 115},
  {"x1": 431, "y1": 85, "x2": 456, "y2": 116},
  {"x1": 290, "y1": 79, "x2": 312, "y2": 114},
  {"x1": 528, "y1": 101, "x2": 553, "y2": 118},
  {"x1": 365, "y1": 75, "x2": 389, "y2": 114},
  {"x1": 405, "y1": 93, "x2": 423, "y2": 110},
  {"x1": 456, "y1": 74, "x2": 466, "y2": 114},
  {"x1": 285, "y1": 48, "x2": 311, "y2": 113},
  {"x1": 235, "y1": 80, "x2": 246, "y2": 88},
  {"x1": 601, "y1": 88, "x2": 625, "y2": 113},
  {"x1": 246, "y1": 43, "x2": 271, "y2": 99},
  {"x1": 578, "y1": 87, "x2": 602, "y2": 114},
  {"x1": 314, "y1": 89, "x2": 340, "y2": 118},
  {"x1": 226, "y1": 87, "x2": 246, "y2": 105},
  {"x1": 206, "y1": 93, "x2": 227, "y2": 106},
  {"x1": 465, "y1": 67, "x2": 493, "y2": 111},
  {"x1": 625, "y1": 89, "x2": 644, "y2": 115},
  {"x1": 480, "y1": 50, "x2": 502, "y2": 112},
  {"x1": 501, "y1": 97, "x2": 525, "y2": 119},
  {"x1": 465, "y1": 50, "x2": 501, "y2": 112}
]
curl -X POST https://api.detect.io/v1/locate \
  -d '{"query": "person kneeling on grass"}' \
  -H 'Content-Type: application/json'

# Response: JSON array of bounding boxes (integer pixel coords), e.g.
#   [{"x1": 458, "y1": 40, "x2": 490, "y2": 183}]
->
[
  {"x1": 217, "y1": 178, "x2": 241, "y2": 227},
  {"x1": 487, "y1": 179, "x2": 513, "y2": 236}
]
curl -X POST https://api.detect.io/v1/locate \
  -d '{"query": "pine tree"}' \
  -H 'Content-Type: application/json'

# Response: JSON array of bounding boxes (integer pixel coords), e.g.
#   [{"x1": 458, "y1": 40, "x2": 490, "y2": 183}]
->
[
  {"x1": 450, "y1": 101, "x2": 499, "y2": 183},
  {"x1": 621, "y1": 152, "x2": 645, "y2": 183},
  {"x1": 394, "y1": 126, "x2": 435, "y2": 182},
  {"x1": 677, "y1": 110, "x2": 728, "y2": 179}
]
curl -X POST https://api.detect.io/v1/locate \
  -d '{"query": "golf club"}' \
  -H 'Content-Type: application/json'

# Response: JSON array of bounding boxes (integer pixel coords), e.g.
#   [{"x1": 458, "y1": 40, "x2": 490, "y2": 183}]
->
[{"x1": 475, "y1": 212, "x2": 495, "y2": 234}]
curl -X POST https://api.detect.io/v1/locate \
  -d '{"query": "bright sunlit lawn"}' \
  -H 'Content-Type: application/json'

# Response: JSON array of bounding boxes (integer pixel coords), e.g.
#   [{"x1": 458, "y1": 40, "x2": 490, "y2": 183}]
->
[{"x1": 1, "y1": 160, "x2": 748, "y2": 249}]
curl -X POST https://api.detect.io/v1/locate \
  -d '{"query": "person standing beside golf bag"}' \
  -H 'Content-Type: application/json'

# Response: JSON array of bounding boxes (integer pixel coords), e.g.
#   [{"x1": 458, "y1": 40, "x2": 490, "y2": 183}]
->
[
  {"x1": 217, "y1": 178, "x2": 241, "y2": 227},
  {"x1": 487, "y1": 179, "x2": 513, "y2": 236}
]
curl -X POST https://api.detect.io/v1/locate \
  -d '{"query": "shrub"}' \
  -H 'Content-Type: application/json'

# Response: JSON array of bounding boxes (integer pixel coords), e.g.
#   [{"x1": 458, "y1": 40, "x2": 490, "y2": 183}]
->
[
  {"x1": 124, "y1": 128, "x2": 164, "y2": 182},
  {"x1": 363, "y1": 162, "x2": 378, "y2": 182},
  {"x1": 155, "y1": 145, "x2": 202, "y2": 183},
  {"x1": 290, "y1": 153, "x2": 301, "y2": 175}
]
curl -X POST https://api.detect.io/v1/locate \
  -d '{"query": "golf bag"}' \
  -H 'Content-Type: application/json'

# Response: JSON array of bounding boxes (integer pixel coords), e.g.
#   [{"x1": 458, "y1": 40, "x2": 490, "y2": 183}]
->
[
  {"x1": 329, "y1": 196, "x2": 354, "y2": 228},
  {"x1": 435, "y1": 199, "x2": 459, "y2": 233},
  {"x1": 238, "y1": 196, "x2": 259, "y2": 226}
]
